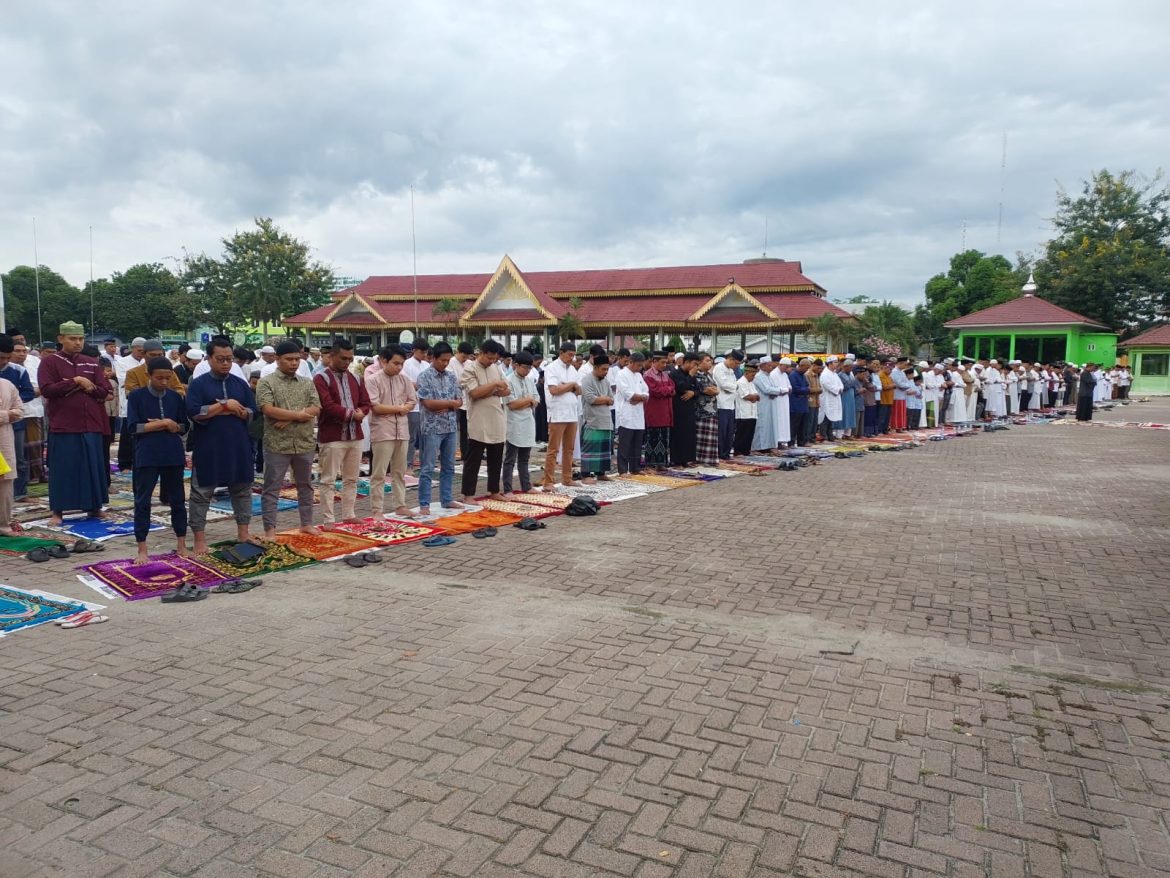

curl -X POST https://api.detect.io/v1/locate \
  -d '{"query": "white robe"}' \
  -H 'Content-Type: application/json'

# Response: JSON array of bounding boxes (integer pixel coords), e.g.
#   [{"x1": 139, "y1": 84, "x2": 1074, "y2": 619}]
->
[
  {"x1": 1006, "y1": 371, "x2": 1019, "y2": 414},
  {"x1": 772, "y1": 369, "x2": 792, "y2": 443},
  {"x1": 983, "y1": 369, "x2": 1005, "y2": 416},
  {"x1": 1027, "y1": 370, "x2": 1042, "y2": 410},
  {"x1": 819, "y1": 368, "x2": 844, "y2": 423}
]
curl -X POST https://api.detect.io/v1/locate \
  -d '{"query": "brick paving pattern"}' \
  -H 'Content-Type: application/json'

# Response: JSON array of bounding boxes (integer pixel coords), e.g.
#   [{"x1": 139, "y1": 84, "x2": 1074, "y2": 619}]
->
[{"x1": 2, "y1": 399, "x2": 1169, "y2": 877}]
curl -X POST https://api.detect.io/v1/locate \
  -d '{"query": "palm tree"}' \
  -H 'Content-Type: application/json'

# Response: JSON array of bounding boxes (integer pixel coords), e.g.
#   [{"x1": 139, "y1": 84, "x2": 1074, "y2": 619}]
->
[
  {"x1": 809, "y1": 313, "x2": 846, "y2": 354},
  {"x1": 556, "y1": 296, "x2": 584, "y2": 344},
  {"x1": 432, "y1": 297, "x2": 462, "y2": 340}
]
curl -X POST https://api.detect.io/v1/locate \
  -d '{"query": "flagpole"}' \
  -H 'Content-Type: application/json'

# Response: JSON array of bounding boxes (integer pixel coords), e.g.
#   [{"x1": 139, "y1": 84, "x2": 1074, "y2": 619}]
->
[
  {"x1": 89, "y1": 225, "x2": 96, "y2": 341},
  {"x1": 33, "y1": 217, "x2": 42, "y2": 344},
  {"x1": 410, "y1": 185, "x2": 418, "y2": 337}
]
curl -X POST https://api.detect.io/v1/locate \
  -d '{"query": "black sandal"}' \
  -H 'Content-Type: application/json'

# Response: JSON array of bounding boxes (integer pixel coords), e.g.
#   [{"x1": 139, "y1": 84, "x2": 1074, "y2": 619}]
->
[
  {"x1": 472, "y1": 527, "x2": 498, "y2": 539},
  {"x1": 344, "y1": 555, "x2": 368, "y2": 568},
  {"x1": 47, "y1": 545, "x2": 70, "y2": 559},
  {"x1": 161, "y1": 583, "x2": 208, "y2": 603},
  {"x1": 212, "y1": 578, "x2": 262, "y2": 594},
  {"x1": 26, "y1": 547, "x2": 52, "y2": 562}
]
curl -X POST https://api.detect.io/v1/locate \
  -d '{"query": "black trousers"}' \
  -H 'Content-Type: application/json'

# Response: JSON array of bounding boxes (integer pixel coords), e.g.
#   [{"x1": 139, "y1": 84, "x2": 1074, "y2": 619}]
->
[
  {"x1": 733, "y1": 419, "x2": 756, "y2": 455},
  {"x1": 907, "y1": 408, "x2": 922, "y2": 429},
  {"x1": 458, "y1": 409, "x2": 469, "y2": 459},
  {"x1": 790, "y1": 411, "x2": 809, "y2": 446},
  {"x1": 716, "y1": 409, "x2": 735, "y2": 459},
  {"x1": 1075, "y1": 395, "x2": 1093, "y2": 421},
  {"x1": 616, "y1": 427, "x2": 644, "y2": 473},
  {"x1": 134, "y1": 464, "x2": 187, "y2": 543},
  {"x1": 117, "y1": 421, "x2": 135, "y2": 471},
  {"x1": 1019, "y1": 390, "x2": 1032, "y2": 411},
  {"x1": 877, "y1": 404, "x2": 892, "y2": 433},
  {"x1": 461, "y1": 439, "x2": 503, "y2": 497}
]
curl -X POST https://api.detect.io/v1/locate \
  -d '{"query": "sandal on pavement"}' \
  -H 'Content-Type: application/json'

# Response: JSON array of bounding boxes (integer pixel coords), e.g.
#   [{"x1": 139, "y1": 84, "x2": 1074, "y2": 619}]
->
[
  {"x1": 26, "y1": 547, "x2": 52, "y2": 562},
  {"x1": 212, "y1": 578, "x2": 263, "y2": 594},
  {"x1": 471, "y1": 527, "x2": 497, "y2": 539},
  {"x1": 161, "y1": 583, "x2": 208, "y2": 603},
  {"x1": 47, "y1": 545, "x2": 71, "y2": 559},
  {"x1": 344, "y1": 555, "x2": 368, "y2": 568},
  {"x1": 362, "y1": 552, "x2": 383, "y2": 564},
  {"x1": 513, "y1": 518, "x2": 546, "y2": 531},
  {"x1": 60, "y1": 611, "x2": 109, "y2": 628},
  {"x1": 70, "y1": 539, "x2": 105, "y2": 553},
  {"x1": 422, "y1": 535, "x2": 456, "y2": 547}
]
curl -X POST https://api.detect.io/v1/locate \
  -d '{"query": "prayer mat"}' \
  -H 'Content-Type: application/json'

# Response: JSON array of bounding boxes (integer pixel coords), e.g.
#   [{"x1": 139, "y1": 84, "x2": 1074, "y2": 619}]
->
[
  {"x1": 276, "y1": 485, "x2": 322, "y2": 504},
  {"x1": 329, "y1": 517, "x2": 445, "y2": 545},
  {"x1": 506, "y1": 491, "x2": 573, "y2": 510},
  {"x1": 78, "y1": 554, "x2": 231, "y2": 601},
  {"x1": 660, "y1": 469, "x2": 725, "y2": 482},
  {"x1": 674, "y1": 465, "x2": 742, "y2": 479},
  {"x1": 432, "y1": 509, "x2": 525, "y2": 535},
  {"x1": 552, "y1": 482, "x2": 651, "y2": 502},
  {"x1": 476, "y1": 498, "x2": 561, "y2": 519},
  {"x1": 201, "y1": 541, "x2": 315, "y2": 579},
  {"x1": 717, "y1": 461, "x2": 772, "y2": 474},
  {"x1": 10, "y1": 502, "x2": 52, "y2": 522},
  {"x1": 0, "y1": 533, "x2": 66, "y2": 557},
  {"x1": 274, "y1": 529, "x2": 383, "y2": 560},
  {"x1": 24, "y1": 482, "x2": 49, "y2": 498},
  {"x1": 29, "y1": 513, "x2": 163, "y2": 542},
  {"x1": 0, "y1": 585, "x2": 89, "y2": 634},
  {"x1": 213, "y1": 495, "x2": 297, "y2": 515},
  {"x1": 409, "y1": 503, "x2": 483, "y2": 521},
  {"x1": 615, "y1": 473, "x2": 704, "y2": 489}
]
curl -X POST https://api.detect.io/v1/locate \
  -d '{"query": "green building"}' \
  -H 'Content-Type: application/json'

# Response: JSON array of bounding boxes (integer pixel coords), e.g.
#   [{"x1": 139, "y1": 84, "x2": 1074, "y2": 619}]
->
[
  {"x1": 1118, "y1": 324, "x2": 1170, "y2": 395},
  {"x1": 944, "y1": 287, "x2": 1117, "y2": 366}
]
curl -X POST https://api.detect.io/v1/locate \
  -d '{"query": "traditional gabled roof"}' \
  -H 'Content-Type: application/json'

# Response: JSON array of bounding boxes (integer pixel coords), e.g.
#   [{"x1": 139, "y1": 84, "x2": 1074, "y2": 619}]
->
[
  {"x1": 460, "y1": 255, "x2": 564, "y2": 325},
  {"x1": 324, "y1": 291, "x2": 381, "y2": 324},
  {"x1": 1118, "y1": 323, "x2": 1170, "y2": 347},
  {"x1": 944, "y1": 295, "x2": 1111, "y2": 330},
  {"x1": 690, "y1": 283, "x2": 778, "y2": 322}
]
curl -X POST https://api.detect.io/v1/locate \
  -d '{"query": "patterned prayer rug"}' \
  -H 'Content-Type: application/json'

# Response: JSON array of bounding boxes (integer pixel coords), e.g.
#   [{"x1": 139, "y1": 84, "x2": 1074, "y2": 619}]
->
[
  {"x1": 328, "y1": 517, "x2": 445, "y2": 545},
  {"x1": 505, "y1": 492, "x2": 573, "y2": 510},
  {"x1": 476, "y1": 498, "x2": 562, "y2": 519},
  {"x1": 409, "y1": 504, "x2": 483, "y2": 521},
  {"x1": 213, "y1": 495, "x2": 297, "y2": 515},
  {"x1": 716, "y1": 462, "x2": 772, "y2": 474},
  {"x1": 0, "y1": 534, "x2": 67, "y2": 558},
  {"x1": 660, "y1": 470, "x2": 725, "y2": 482},
  {"x1": 673, "y1": 466, "x2": 742, "y2": 479},
  {"x1": 8, "y1": 502, "x2": 53, "y2": 523},
  {"x1": 552, "y1": 482, "x2": 653, "y2": 502},
  {"x1": 201, "y1": 541, "x2": 316, "y2": 579},
  {"x1": 275, "y1": 485, "x2": 322, "y2": 504},
  {"x1": 29, "y1": 513, "x2": 164, "y2": 542},
  {"x1": 614, "y1": 473, "x2": 704, "y2": 489},
  {"x1": 430, "y1": 509, "x2": 525, "y2": 535},
  {"x1": 273, "y1": 529, "x2": 383, "y2": 560},
  {"x1": 0, "y1": 585, "x2": 89, "y2": 633},
  {"x1": 78, "y1": 554, "x2": 232, "y2": 601}
]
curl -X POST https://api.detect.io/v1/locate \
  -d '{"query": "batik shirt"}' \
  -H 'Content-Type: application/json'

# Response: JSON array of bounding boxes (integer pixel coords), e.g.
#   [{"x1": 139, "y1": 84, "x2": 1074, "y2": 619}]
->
[
  {"x1": 416, "y1": 366, "x2": 460, "y2": 436},
  {"x1": 694, "y1": 371, "x2": 718, "y2": 419}
]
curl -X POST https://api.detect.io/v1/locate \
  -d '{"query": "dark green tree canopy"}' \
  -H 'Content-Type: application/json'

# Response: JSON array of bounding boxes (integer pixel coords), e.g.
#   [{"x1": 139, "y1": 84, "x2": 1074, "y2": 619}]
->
[{"x1": 1, "y1": 265, "x2": 81, "y2": 343}]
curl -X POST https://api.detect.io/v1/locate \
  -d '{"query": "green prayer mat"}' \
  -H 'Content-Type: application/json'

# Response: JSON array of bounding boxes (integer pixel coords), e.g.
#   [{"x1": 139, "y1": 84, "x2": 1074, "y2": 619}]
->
[
  {"x1": 0, "y1": 534, "x2": 66, "y2": 557},
  {"x1": 24, "y1": 482, "x2": 50, "y2": 498},
  {"x1": 201, "y1": 540, "x2": 316, "y2": 579}
]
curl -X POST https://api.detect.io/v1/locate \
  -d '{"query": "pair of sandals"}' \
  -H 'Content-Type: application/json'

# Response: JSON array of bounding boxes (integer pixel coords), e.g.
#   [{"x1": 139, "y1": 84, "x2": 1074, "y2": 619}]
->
[
  {"x1": 513, "y1": 518, "x2": 546, "y2": 531},
  {"x1": 422, "y1": 535, "x2": 456, "y2": 548},
  {"x1": 26, "y1": 539, "x2": 105, "y2": 562},
  {"x1": 344, "y1": 552, "x2": 383, "y2": 568},
  {"x1": 56, "y1": 610, "x2": 109, "y2": 628},
  {"x1": 163, "y1": 578, "x2": 265, "y2": 602},
  {"x1": 471, "y1": 527, "x2": 497, "y2": 539}
]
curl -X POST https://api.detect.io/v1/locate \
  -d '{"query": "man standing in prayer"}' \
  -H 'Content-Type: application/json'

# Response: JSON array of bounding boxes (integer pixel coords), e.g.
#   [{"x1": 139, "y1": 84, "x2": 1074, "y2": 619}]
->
[
  {"x1": 1116, "y1": 363, "x2": 1131, "y2": 399},
  {"x1": 693, "y1": 354, "x2": 720, "y2": 465},
  {"x1": 541, "y1": 342, "x2": 583, "y2": 490},
  {"x1": 0, "y1": 338, "x2": 21, "y2": 535},
  {"x1": 983, "y1": 360, "x2": 1005, "y2": 418},
  {"x1": 10, "y1": 340, "x2": 44, "y2": 490},
  {"x1": 579, "y1": 353, "x2": 615, "y2": 482},
  {"x1": 838, "y1": 356, "x2": 859, "y2": 439},
  {"x1": 502, "y1": 350, "x2": 539, "y2": 496},
  {"x1": 452, "y1": 341, "x2": 475, "y2": 459},
  {"x1": 0, "y1": 339, "x2": 35, "y2": 501},
  {"x1": 402, "y1": 339, "x2": 431, "y2": 472},
  {"x1": 127, "y1": 357, "x2": 190, "y2": 563},
  {"x1": 123, "y1": 340, "x2": 187, "y2": 399},
  {"x1": 186, "y1": 339, "x2": 260, "y2": 553},
  {"x1": 314, "y1": 339, "x2": 371, "y2": 525},
  {"x1": 733, "y1": 361, "x2": 761, "y2": 455},
  {"x1": 888, "y1": 357, "x2": 912, "y2": 431},
  {"x1": 415, "y1": 342, "x2": 464, "y2": 516},
  {"x1": 819, "y1": 356, "x2": 845, "y2": 440},
  {"x1": 922, "y1": 361, "x2": 943, "y2": 427},
  {"x1": 807, "y1": 359, "x2": 824, "y2": 441},
  {"x1": 669, "y1": 352, "x2": 700, "y2": 466},
  {"x1": 257, "y1": 340, "x2": 322, "y2": 540},
  {"x1": 460, "y1": 339, "x2": 510, "y2": 503},
  {"x1": 751, "y1": 358, "x2": 779, "y2": 453},
  {"x1": 615, "y1": 351, "x2": 649, "y2": 474},
  {"x1": 711, "y1": 349, "x2": 741, "y2": 459},
  {"x1": 875, "y1": 360, "x2": 895, "y2": 434},
  {"x1": 115, "y1": 337, "x2": 147, "y2": 473},
  {"x1": 642, "y1": 351, "x2": 675, "y2": 470},
  {"x1": 39, "y1": 321, "x2": 113, "y2": 525},
  {"x1": 1076, "y1": 364, "x2": 1098, "y2": 420},
  {"x1": 788, "y1": 358, "x2": 811, "y2": 446},
  {"x1": 772, "y1": 356, "x2": 793, "y2": 447},
  {"x1": 365, "y1": 345, "x2": 417, "y2": 519}
]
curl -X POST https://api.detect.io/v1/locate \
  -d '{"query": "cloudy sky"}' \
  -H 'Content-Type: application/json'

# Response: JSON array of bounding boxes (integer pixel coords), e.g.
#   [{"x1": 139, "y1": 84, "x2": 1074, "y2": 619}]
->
[{"x1": 2, "y1": 1, "x2": 1167, "y2": 307}]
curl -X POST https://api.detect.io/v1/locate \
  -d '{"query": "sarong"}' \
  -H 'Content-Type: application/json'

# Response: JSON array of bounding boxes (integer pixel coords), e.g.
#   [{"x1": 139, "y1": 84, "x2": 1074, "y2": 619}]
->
[
  {"x1": 643, "y1": 427, "x2": 670, "y2": 467},
  {"x1": 695, "y1": 417, "x2": 719, "y2": 466},
  {"x1": 47, "y1": 432, "x2": 108, "y2": 514},
  {"x1": 890, "y1": 400, "x2": 908, "y2": 431},
  {"x1": 580, "y1": 427, "x2": 613, "y2": 475}
]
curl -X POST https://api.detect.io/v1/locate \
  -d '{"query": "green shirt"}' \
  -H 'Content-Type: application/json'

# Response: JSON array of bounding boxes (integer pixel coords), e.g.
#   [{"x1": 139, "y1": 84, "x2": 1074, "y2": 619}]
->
[{"x1": 256, "y1": 370, "x2": 320, "y2": 454}]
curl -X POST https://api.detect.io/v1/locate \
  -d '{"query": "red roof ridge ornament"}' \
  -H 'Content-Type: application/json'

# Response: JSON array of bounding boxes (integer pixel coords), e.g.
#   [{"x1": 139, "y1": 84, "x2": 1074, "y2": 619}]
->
[{"x1": 1021, "y1": 272, "x2": 1038, "y2": 297}]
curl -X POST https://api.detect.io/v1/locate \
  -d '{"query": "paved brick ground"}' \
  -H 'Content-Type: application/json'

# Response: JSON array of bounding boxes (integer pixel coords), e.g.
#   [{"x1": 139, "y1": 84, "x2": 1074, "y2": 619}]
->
[{"x1": 2, "y1": 399, "x2": 1169, "y2": 877}]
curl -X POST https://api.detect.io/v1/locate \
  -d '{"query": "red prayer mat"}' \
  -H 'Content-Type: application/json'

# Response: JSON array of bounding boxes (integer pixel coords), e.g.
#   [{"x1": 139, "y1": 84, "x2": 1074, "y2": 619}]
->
[
  {"x1": 273, "y1": 529, "x2": 383, "y2": 560},
  {"x1": 326, "y1": 517, "x2": 445, "y2": 545}
]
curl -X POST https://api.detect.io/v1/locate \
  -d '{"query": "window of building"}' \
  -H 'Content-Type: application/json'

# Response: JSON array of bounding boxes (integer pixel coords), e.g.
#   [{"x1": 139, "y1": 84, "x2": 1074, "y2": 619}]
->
[{"x1": 1140, "y1": 353, "x2": 1169, "y2": 377}]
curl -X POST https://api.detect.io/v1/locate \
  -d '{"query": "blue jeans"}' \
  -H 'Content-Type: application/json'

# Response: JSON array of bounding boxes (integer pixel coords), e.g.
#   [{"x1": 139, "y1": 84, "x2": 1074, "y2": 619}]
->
[
  {"x1": 418, "y1": 430, "x2": 456, "y2": 508},
  {"x1": 11, "y1": 420, "x2": 28, "y2": 498}
]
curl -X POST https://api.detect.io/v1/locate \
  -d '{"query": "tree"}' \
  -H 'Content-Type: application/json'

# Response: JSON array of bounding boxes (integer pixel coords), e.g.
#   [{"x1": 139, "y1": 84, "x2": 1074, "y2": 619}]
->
[
  {"x1": 923, "y1": 249, "x2": 1024, "y2": 325},
  {"x1": 1034, "y1": 169, "x2": 1170, "y2": 330},
  {"x1": 178, "y1": 251, "x2": 235, "y2": 334},
  {"x1": 556, "y1": 296, "x2": 584, "y2": 343},
  {"x1": 808, "y1": 313, "x2": 855, "y2": 352},
  {"x1": 1, "y1": 265, "x2": 83, "y2": 343},
  {"x1": 222, "y1": 218, "x2": 333, "y2": 336},
  {"x1": 856, "y1": 301, "x2": 916, "y2": 356},
  {"x1": 432, "y1": 297, "x2": 462, "y2": 340},
  {"x1": 90, "y1": 263, "x2": 185, "y2": 339}
]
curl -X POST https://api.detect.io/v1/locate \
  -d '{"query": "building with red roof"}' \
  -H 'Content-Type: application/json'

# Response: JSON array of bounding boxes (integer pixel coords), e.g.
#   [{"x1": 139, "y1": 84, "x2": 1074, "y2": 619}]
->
[
  {"x1": 1118, "y1": 323, "x2": 1170, "y2": 394},
  {"x1": 943, "y1": 276, "x2": 1117, "y2": 365},
  {"x1": 284, "y1": 255, "x2": 851, "y2": 354}
]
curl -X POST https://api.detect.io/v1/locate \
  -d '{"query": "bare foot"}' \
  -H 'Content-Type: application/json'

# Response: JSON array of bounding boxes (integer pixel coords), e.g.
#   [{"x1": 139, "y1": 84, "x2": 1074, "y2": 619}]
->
[
  {"x1": 564, "y1": 480, "x2": 584, "y2": 487},
  {"x1": 241, "y1": 532, "x2": 265, "y2": 546},
  {"x1": 264, "y1": 530, "x2": 277, "y2": 541},
  {"x1": 463, "y1": 495, "x2": 477, "y2": 505},
  {"x1": 49, "y1": 515, "x2": 64, "y2": 527},
  {"x1": 134, "y1": 549, "x2": 150, "y2": 565},
  {"x1": 502, "y1": 492, "x2": 517, "y2": 500},
  {"x1": 0, "y1": 528, "x2": 16, "y2": 537},
  {"x1": 393, "y1": 506, "x2": 414, "y2": 518},
  {"x1": 597, "y1": 474, "x2": 612, "y2": 481},
  {"x1": 417, "y1": 506, "x2": 431, "y2": 516},
  {"x1": 299, "y1": 525, "x2": 321, "y2": 535},
  {"x1": 193, "y1": 534, "x2": 209, "y2": 554},
  {"x1": 443, "y1": 501, "x2": 466, "y2": 510},
  {"x1": 581, "y1": 477, "x2": 596, "y2": 485},
  {"x1": 487, "y1": 493, "x2": 506, "y2": 501}
]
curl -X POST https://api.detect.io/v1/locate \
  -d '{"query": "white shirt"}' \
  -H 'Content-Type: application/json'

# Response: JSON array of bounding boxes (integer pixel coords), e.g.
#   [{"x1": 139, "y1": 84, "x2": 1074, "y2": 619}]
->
[
  {"x1": 449, "y1": 356, "x2": 469, "y2": 410},
  {"x1": 19, "y1": 356, "x2": 43, "y2": 418},
  {"x1": 115, "y1": 353, "x2": 144, "y2": 415},
  {"x1": 711, "y1": 362, "x2": 738, "y2": 410},
  {"x1": 734, "y1": 376, "x2": 759, "y2": 419},
  {"x1": 402, "y1": 355, "x2": 429, "y2": 413},
  {"x1": 614, "y1": 367, "x2": 649, "y2": 430},
  {"x1": 192, "y1": 358, "x2": 248, "y2": 382},
  {"x1": 543, "y1": 358, "x2": 581, "y2": 423}
]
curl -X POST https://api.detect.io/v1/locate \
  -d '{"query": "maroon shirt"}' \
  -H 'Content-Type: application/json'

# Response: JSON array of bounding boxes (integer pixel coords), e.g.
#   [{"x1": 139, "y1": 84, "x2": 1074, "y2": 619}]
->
[
  {"x1": 313, "y1": 369, "x2": 372, "y2": 443},
  {"x1": 39, "y1": 352, "x2": 113, "y2": 434},
  {"x1": 643, "y1": 366, "x2": 676, "y2": 428}
]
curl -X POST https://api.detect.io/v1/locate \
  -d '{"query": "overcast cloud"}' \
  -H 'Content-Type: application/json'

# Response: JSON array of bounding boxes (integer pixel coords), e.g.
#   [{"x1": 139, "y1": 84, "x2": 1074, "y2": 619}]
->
[{"x1": 2, "y1": 1, "x2": 1168, "y2": 306}]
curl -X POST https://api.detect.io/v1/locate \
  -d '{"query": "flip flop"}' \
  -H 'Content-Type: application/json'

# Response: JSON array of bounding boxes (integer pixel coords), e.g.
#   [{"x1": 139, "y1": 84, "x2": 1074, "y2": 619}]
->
[
  {"x1": 212, "y1": 578, "x2": 263, "y2": 594},
  {"x1": 60, "y1": 612, "x2": 109, "y2": 629},
  {"x1": 344, "y1": 555, "x2": 368, "y2": 568},
  {"x1": 26, "y1": 547, "x2": 52, "y2": 562},
  {"x1": 70, "y1": 539, "x2": 105, "y2": 553},
  {"x1": 422, "y1": 535, "x2": 456, "y2": 547},
  {"x1": 513, "y1": 518, "x2": 546, "y2": 531},
  {"x1": 47, "y1": 545, "x2": 71, "y2": 559},
  {"x1": 471, "y1": 527, "x2": 497, "y2": 539},
  {"x1": 161, "y1": 583, "x2": 208, "y2": 603},
  {"x1": 362, "y1": 552, "x2": 383, "y2": 564}
]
